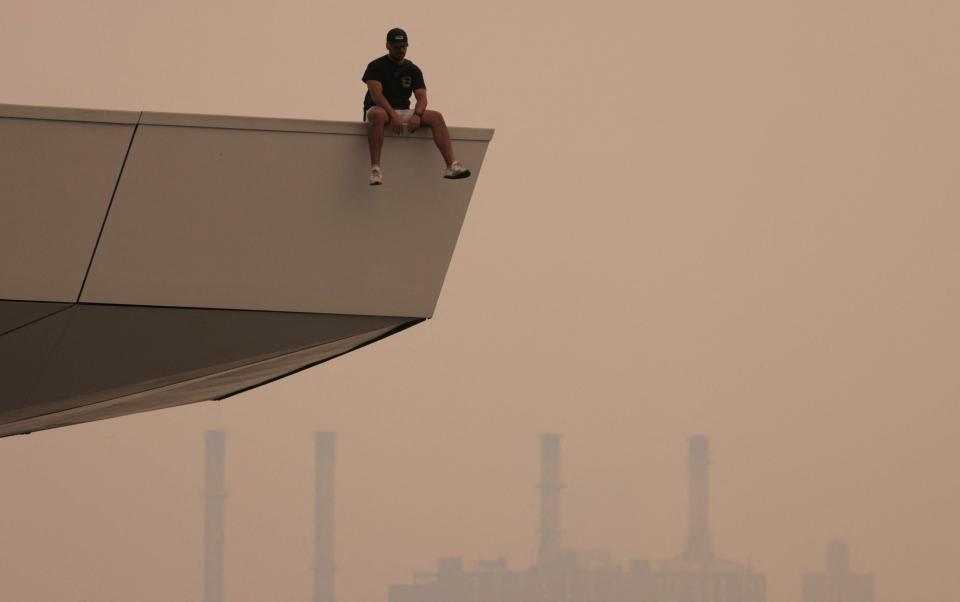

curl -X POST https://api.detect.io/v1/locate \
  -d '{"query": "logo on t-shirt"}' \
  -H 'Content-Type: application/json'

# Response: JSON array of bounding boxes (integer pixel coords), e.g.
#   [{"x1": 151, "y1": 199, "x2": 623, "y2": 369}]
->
[{"x1": 401, "y1": 75, "x2": 412, "y2": 89}]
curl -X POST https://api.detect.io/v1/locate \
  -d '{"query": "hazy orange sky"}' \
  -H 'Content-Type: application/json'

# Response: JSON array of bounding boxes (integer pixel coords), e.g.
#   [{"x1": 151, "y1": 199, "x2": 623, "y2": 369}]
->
[{"x1": 2, "y1": 1, "x2": 959, "y2": 601}]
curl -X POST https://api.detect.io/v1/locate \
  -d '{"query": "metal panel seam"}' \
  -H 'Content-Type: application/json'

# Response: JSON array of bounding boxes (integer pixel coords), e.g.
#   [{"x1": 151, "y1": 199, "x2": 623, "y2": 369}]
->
[
  {"x1": 0, "y1": 304, "x2": 74, "y2": 338},
  {"x1": 75, "y1": 116, "x2": 142, "y2": 303}
]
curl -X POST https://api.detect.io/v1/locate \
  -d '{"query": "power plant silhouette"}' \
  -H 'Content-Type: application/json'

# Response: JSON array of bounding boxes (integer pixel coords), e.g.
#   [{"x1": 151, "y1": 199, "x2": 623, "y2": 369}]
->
[
  {"x1": 388, "y1": 435, "x2": 765, "y2": 602},
  {"x1": 200, "y1": 432, "x2": 873, "y2": 602}
]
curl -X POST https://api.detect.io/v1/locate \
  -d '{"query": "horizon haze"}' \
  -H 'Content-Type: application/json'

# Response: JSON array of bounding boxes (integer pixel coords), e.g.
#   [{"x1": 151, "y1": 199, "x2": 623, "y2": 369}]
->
[{"x1": 1, "y1": 1, "x2": 958, "y2": 601}]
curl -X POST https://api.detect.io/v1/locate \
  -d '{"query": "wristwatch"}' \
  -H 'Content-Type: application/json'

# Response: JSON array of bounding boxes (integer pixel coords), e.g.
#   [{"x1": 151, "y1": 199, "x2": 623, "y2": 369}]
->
[{"x1": 414, "y1": 111, "x2": 424, "y2": 117}]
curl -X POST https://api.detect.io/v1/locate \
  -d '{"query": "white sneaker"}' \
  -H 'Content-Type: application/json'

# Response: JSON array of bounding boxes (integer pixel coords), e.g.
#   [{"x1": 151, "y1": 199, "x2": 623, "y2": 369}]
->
[
  {"x1": 443, "y1": 161, "x2": 471, "y2": 180},
  {"x1": 369, "y1": 165, "x2": 383, "y2": 186}
]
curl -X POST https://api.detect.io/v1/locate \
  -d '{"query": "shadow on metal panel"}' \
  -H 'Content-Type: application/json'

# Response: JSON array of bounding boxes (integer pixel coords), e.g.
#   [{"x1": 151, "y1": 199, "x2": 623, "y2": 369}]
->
[
  {"x1": 0, "y1": 309, "x2": 74, "y2": 417},
  {"x1": 0, "y1": 300, "x2": 72, "y2": 335}
]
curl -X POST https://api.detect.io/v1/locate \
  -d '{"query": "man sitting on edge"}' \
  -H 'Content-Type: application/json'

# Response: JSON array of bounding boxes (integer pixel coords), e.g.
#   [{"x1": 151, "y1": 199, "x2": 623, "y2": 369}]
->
[{"x1": 362, "y1": 28, "x2": 471, "y2": 186}]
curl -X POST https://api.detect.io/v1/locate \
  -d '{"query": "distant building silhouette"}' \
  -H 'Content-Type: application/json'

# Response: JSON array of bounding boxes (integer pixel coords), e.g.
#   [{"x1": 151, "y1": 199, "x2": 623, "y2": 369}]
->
[
  {"x1": 387, "y1": 435, "x2": 766, "y2": 602},
  {"x1": 389, "y1": 557, "x2": 527, "y2": 602},
  {"x1": 803, "y1": 540, "x2": 874, "y2": 602}
]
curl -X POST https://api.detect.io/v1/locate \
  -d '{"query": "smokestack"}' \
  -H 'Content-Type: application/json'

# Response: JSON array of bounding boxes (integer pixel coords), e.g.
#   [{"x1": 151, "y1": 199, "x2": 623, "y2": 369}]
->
[
  {"x1": 685, "y1": 435, "x2": 713, "y2": 561},
  {"x1": 204, "y1": 430, "x2": 226, "y2": 602},
  {"x1": 826, "y1": 540, "x2": 850, "y2": 575},
  {"x1": 314, "y1": 432, "x2": 336, "y2": 602},
  {"x1": 538, "y1": 433, "x2": 562, "y2": 567}
]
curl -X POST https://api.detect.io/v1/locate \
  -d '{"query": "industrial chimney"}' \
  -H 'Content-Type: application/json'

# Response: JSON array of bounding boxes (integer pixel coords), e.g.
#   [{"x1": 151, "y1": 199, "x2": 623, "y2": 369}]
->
[
  {"x1": 685, "y1": 435, "x2": 713, "y2": 561},
  {"x1": 204, "y1": 430, "x2": 226, "y2": 602},
  {"x1": 826, "y1": 540, "x2": 850, "y2": 575},
  {"x1": 314, "y1": 432, "x2": 336, "y2": 602},
  {"x1": 538, "y1": 433, "x2": 562, "y2": 567}
]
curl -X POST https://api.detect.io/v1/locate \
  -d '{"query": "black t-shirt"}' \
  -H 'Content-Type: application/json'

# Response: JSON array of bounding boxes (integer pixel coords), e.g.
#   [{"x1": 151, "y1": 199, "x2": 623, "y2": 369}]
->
[{"x1": 362, "y1": 55, "x2": 426, "y2": 116}]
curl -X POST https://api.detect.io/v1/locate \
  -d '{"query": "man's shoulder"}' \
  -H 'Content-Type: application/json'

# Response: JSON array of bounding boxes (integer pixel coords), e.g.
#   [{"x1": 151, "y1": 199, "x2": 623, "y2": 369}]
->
[
  {"x1": 362, "y1": 55, "x2": 391, "y2": 83},
  {"x1": 366, "y1": 55, "x2": 391, "y2": 68}
]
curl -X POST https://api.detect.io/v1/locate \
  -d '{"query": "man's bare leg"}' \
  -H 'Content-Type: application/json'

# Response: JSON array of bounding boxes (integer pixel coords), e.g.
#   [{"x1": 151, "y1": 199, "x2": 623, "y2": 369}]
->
[
  {"x1": 366, "y1": 107, "x2": 389, "y2": 166},
  {"x1": 421, "y1": 110, "x2": 455, "y2": 167}
]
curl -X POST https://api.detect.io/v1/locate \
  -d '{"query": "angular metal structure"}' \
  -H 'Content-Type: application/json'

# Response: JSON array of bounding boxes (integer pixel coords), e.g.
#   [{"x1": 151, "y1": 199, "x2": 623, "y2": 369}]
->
[{"x1": 0, "y1": 103, "x2": 492, "y2": 437}]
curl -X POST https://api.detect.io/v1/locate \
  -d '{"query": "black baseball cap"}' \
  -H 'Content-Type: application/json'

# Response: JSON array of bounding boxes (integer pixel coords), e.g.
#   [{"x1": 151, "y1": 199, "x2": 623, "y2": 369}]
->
[{"x1": 386, "y1": 28, "x2": 408, "y2": 47}]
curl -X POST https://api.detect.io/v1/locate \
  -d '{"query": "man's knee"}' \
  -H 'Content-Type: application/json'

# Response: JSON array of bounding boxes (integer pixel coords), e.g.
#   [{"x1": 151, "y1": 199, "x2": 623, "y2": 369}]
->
[
  {"x1": 367, "y1": 107, "x2": 388, "y2": 125},
  {"x1": 423, "y1": 110, "x2": 445, "y2": 126}
]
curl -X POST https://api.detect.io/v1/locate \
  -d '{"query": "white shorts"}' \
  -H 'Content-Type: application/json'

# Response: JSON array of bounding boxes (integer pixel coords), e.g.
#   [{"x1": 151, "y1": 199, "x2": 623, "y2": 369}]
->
[{"x1": 364, "y1": 107, "x2": 417, "y2": 124}]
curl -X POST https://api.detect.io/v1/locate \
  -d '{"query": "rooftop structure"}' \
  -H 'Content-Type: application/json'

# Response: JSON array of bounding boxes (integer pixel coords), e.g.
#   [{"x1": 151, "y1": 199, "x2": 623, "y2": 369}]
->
[{"x1": 0, "y1": 103, "x2": 492, "y2": 437}]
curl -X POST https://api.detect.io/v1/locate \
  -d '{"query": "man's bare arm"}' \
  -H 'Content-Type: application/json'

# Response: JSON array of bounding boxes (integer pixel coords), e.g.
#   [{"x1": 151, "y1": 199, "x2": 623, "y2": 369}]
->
[
  {"x1": 413, "y1": 88, "x2": 428, "y2": 114},
  {"x1": 408, "y1": 88, "x2": 428, "y2": 132},
  {"x1": 367, "y1": 81, "x2": 402, "y2": 127}
]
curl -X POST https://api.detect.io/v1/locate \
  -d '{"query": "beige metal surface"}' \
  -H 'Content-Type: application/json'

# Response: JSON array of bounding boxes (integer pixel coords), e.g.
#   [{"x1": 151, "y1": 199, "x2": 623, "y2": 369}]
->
[
  {"x1": 0, "y1": 117, "x2": 135, "y2": 301},
  {"x1": 81, "y1": 123, "x2": 490, "y2": 317},
  {"x1": 141, "y1": 111, "x2": 494, "y2": 141},
  {"x1": 0, "y1": 103, "x2": 140, "y2": 124}
]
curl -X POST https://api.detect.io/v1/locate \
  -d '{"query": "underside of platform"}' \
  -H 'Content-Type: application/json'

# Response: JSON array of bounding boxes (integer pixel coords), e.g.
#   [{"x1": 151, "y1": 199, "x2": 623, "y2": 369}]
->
[{"x1": 0, "y1": 302, "x2": 419, "y2": 437}]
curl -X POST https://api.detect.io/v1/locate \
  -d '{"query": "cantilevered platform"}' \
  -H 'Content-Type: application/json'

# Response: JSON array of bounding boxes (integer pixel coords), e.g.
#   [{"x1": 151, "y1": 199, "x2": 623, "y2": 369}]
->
[{"x1": 0, "y1": 103, "x2": 493, "y2": 437}]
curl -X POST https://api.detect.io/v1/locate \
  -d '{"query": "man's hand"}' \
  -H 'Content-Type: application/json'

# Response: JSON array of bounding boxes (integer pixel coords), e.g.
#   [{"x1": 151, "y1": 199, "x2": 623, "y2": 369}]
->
[
  {"x1": 390, "y1": 113, "x2": 405, "y2": 135},
  {"x1": 407, "y1": 114, "x2": 421, "y2": 133}
]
